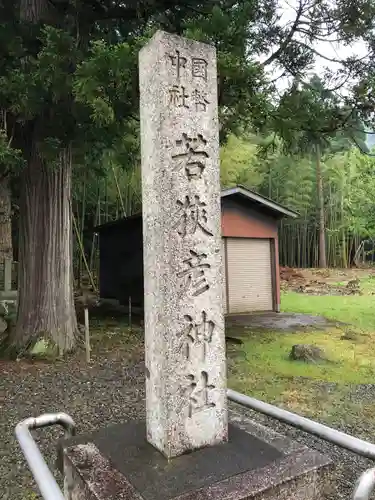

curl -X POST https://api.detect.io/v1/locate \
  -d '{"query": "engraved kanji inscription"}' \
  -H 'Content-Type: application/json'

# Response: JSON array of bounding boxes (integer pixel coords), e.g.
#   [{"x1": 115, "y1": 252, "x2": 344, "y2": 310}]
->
[
  {"x1": 174, "y1": 195, "x2": 213, "y2": 237},
  {"x1": 192, "y1": 57, "x2": 208, "y2": 80},
  {"x1": 193, "y1": 89, "x2": 210, "y2": 112},
  {"x1": 186, "y1": 371, "x2": 215, "y2": 417},
  {"x1": 168, "y1": 49, "x2": 187, "y2": 78},
  {"x1": 169, "y1": 85, "x2": 189, "y2": 108},
  {"x1": 179, "y1": 311, "x2": 215, "y2": 361},
  {"x1": 177, "y1": 250, "x2": 210, "y2": 296},
  {"x1": 172, "y1": 133, "x2": 209, "y2": 180}
]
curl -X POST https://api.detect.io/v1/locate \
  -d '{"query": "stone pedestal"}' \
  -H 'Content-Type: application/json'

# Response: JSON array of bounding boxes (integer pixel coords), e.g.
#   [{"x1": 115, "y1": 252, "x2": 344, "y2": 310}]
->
[{"x1": 61, "y1": 411, "x2": 333, "y2": 500}]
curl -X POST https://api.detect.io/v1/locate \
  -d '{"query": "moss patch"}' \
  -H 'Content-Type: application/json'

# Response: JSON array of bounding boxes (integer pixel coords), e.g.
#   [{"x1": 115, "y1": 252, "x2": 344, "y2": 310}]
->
[{"x1": 231, "y1": 328, "x2": 375, "y2": 385}]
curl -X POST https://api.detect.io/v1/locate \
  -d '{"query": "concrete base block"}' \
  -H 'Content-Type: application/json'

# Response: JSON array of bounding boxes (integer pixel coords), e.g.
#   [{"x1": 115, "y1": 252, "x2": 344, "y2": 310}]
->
[{"x1": 61, "y1": 410, "x2": 333, "y2": 500}]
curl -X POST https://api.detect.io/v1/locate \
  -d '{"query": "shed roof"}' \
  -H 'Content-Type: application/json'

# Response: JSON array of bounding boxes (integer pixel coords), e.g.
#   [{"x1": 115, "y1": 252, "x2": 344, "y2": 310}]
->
[
  {"x1": 95, "y1": 185, "x2": 298, "y2": 232},
  {"x1": 221, "y1": 185, "x2": 298, "y2": 218}
]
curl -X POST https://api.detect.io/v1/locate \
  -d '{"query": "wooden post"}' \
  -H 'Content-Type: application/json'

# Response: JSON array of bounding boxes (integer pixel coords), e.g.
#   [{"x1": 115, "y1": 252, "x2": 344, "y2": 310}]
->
[
  {"x1": 84, "y1": 307, "x2": 90, "y2": 363},
  {"x1": 4, "y1": 258, "x2": 12, "y2": 292}
]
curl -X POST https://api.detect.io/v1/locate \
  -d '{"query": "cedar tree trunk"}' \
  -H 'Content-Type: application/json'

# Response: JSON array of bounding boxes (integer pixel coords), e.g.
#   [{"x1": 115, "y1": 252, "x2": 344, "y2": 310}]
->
[
  {"x1": 9, "y1": 0, "x2": 78, "y2": 354},
  {"x1": 11, "y1": 145, "x2": 78, "y2": 354},
  {"x1": 0, "y1": 176, "x2": 13, "y2": 260}
]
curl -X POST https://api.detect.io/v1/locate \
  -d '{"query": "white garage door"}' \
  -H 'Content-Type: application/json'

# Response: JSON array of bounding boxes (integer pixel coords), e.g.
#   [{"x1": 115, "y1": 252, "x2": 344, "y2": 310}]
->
[
  {"x1": 226, "y1": 238, "x2": 273, "y2": 313},
  {"x1": 222, "y1": 239, "x2": 227, "y2": 314}
]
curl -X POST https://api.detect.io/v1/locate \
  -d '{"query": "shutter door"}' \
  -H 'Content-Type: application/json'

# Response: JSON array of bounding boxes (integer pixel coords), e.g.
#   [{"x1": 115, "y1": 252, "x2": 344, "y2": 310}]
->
[
  {"x1": 227, "y1": 238, "x2": 273, "y2": 313},
  {"x1": 222, "y1": 238, "x2": 227, "y2": 314}
]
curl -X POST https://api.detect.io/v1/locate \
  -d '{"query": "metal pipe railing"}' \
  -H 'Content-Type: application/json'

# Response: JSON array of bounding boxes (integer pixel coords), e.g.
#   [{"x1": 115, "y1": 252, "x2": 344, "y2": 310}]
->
[
  {"x1": 228, "y1": 389, "x2": 375, "y2": 459},
  {"x1": 227, "y1": 389, "x2": 375, "y2": 499},
  {"x1": 16, "y1": 394, "x2": 375, "y2": 500},
  {"x1": 353, "y1": 468, "x2": 375, "y2": 500},
  {"x1": 15, "y1": 413, "x2": 75, "y2": 500}
]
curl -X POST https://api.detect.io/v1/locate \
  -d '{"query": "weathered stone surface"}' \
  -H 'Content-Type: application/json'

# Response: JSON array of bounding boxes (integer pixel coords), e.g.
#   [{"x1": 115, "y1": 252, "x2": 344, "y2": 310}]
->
[
  {"x1": 61, "y1": 411, "x2": 333, "y2": 500},
  {"x1": 64, "y1": 442, "x2": 143, "y2": 500},
  {"x1": 290, "y1": 344, "x2": 326, "y2": 363},
  {"x1": 139, "y1": 31, "x2": 226, "y2": 458}
]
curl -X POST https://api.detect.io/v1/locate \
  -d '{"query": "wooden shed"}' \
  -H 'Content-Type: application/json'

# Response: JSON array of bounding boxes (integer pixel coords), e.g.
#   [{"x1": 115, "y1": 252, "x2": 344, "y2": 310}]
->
[{"x1": 95, "y1": 186, "x2": 297, "y2": 314}]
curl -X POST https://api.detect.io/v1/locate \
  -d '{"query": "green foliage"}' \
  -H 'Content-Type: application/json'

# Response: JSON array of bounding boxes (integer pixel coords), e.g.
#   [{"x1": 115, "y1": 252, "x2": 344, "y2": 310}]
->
[
  {"x1": 266, "y1": 75, "x2": 369, "y2": 156},
  {"x1": 0, "y1": 0, "x2": 375, "y2": 281},
  {"x1": 0, "y1": 130, "x2": 25, "y2": 174},
  {"x1": 220, "y1": 134, "x2": 261, "y2": 187},
  {"x1": 74, "y1": 40, "x2": 138, "y2": 127},
  {"x1": 0, "y1": 0, "x2": 374, "y2": 179},
  {"x1": 219, "y1": 127, "x2": 375, "y2": 268}
]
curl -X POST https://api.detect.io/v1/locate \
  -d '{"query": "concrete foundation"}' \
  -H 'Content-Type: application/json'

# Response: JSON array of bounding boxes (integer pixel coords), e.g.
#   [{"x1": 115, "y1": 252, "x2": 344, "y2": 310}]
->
[{"x1": 61, "y1": 410, "x2": 333, "y2": 500}]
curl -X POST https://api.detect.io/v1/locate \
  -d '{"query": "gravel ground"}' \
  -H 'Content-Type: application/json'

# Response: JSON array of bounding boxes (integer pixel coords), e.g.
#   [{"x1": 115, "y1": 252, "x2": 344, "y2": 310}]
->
[
  {"x1": 1, "y1": 343, "x2": 374, "y2": 500},
  {"x1": 0, "y1": 344, "x2": 146, "y2": 500},
  {"x1": 234, "y1": 404, "x2": 374, "y2": 500}
]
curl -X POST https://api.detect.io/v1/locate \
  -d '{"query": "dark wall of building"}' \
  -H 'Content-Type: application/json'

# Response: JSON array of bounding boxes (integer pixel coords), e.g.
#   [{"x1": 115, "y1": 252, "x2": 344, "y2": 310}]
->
[
  {"x1": 98, "y1": 197, "x2": 283, "y2": 309},
  {"x1": 99, "y1": 217, "x2": 144, "y2": 306}
]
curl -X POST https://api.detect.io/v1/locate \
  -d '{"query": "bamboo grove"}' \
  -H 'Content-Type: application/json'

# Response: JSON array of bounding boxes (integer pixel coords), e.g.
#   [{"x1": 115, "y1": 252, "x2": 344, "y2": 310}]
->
[
  {"x1": 220, "y1": 135, "x2": 375, "y2": 269},
  {"x1": 72, "y1": 130, "x2": 375, "y2": 288}
]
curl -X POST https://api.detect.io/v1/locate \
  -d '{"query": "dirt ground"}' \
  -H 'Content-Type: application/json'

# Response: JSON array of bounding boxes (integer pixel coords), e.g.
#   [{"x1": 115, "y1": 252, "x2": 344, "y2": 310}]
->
[
  {"x1": 1, "y1": 325, "x2": 372, "y2": 500},
  {"x1": 280, "y1": 266, "x2": 375, "y2": 295}
]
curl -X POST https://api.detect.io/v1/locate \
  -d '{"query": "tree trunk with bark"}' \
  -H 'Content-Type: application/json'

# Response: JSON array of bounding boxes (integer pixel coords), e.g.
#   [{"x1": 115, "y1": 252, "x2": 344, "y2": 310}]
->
[
  {"x1": 11, "y1": 145, "x2": 78, "y2": 354},
  {"x1": 7, "y1": 0, "x2": 78, "y2": 355},
  {"x1": 0, "y1": 176, "x2": 13, "y2": 261},
  {"x1": 315, "y1": 143, "x2": 327, "y2": 268}
]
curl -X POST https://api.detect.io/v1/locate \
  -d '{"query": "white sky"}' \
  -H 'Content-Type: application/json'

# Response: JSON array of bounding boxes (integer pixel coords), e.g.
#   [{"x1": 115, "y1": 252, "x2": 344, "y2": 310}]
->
[{"x1": 263, "y1": 0, "x2": 369, "y2": 93}]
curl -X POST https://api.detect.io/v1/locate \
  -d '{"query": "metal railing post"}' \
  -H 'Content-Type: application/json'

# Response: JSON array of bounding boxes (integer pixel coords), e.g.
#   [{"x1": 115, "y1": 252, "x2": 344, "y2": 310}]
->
[
  {"x1": 15, "y1": 413, "x2": 75, "y2": 500},
  {"x1": 353, "y1": 468, "x2": 375, "y2": 500}
]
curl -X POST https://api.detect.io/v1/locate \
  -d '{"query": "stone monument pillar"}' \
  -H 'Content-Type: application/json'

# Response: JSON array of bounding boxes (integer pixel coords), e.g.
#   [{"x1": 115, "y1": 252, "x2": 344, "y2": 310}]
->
[{"x1": 139, "y1": 31, "x2": 227, "y2": 458}]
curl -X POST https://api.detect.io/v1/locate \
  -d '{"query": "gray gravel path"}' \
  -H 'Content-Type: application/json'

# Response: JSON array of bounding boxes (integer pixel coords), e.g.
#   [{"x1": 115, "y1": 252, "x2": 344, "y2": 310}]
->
[
  {"x1": 0, "y1": 352, "x2": 145, "y2": 500},
  {"x1": 1, "y1": 350, "x2": 374, "y2": 500}
]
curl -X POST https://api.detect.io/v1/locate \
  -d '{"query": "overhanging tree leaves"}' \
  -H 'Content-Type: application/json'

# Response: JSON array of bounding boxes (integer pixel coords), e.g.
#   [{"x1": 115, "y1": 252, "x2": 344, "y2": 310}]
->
[
  {"x1": 1, "y1": 0, "x2": 375, "y2": 354},
  {"x1": 1, "y1": 0, "x2": 271, "y2": 355}
]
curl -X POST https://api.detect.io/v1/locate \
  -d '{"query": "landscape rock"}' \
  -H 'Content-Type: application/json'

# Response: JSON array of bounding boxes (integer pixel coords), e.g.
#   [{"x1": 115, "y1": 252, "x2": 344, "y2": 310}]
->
[
  {"x1": 290, "y1": 344, "x2": 327, "y2": 363},
  {"x1": 30, "y1": 338, "x2": 57, "y2": 357},
  {"x1": 340, "y1": 330, "x2": 359, "y2": 341}
]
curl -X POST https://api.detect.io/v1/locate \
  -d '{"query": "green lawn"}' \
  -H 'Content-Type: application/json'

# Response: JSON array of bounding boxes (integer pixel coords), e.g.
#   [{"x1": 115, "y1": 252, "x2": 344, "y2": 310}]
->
[
  {"x1": 282, "y1": 291, "x2": 375, "y2": 331},
  {"x1": 228, "y1": 275, "x2": 375, "y2": 438}
]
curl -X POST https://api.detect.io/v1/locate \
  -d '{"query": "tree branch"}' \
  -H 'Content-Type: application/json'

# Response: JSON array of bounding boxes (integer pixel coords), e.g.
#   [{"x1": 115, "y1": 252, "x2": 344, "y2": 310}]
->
[
  {"x1": 261, "y1": 0, "x2": 305, "y2": 67},
  {"x1": 91, "y1": 0, "x2": 217, "y2": 21},
  {"x1": 350, "y1": 134, "x2": 375, "y2": 156}
]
